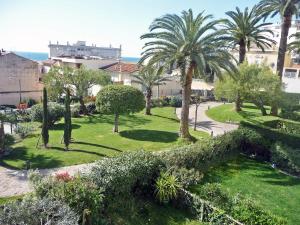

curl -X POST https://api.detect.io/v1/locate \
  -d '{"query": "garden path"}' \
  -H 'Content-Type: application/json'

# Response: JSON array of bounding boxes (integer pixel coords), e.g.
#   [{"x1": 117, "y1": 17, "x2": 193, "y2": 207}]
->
[
  {"x1": 176, "y1": 101, "x2": 239, "y2": 136},
  {"x1": 0, "y1": 162, "x2": 95, "y2": 197}
]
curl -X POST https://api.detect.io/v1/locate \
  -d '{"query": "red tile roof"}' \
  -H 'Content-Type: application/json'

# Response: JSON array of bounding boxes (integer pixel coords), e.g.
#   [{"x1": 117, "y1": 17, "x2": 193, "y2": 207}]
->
[{"x1": 104, "y1": 62, "x2": 139, "y2": 74}]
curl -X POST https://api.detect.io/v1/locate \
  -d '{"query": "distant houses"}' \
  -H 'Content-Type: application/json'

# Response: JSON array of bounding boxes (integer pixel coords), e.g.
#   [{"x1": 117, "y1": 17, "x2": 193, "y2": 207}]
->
[{"x1": 0, "y1": 51, "x2": 43, "y2": 106}]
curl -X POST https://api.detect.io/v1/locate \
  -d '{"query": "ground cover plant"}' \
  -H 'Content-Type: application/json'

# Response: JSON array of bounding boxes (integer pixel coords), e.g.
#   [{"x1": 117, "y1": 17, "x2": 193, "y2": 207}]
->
[
  {"x1": 193, "y1": 156, "x2": 300, "y2": 225},
  {"x1": 1, "y1": 107, "x2": 208, "y2": 169}
]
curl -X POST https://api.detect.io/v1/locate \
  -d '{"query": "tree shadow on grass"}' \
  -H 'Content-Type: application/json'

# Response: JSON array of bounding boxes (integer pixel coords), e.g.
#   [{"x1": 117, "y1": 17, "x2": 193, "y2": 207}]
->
[
  {"x1": 119, "y1": 129, "x2": 178, "y2": 143},
  {"x1": 50, "y1": 146, "x2": 109, "y2": 157},
  {"x1": 51, "y1": 123, "x2": 81, "y2": 131},
  {"x1": 0, "y1": 147, "x2": 64, "y2": 170},
  {"x1": 152, "y1": 114, "x2": 179, "y2": 123},
  {"x1": 72, "y1": 141, "x2": 122, "y2": 152},
  {"x1": 78, "y1": 114, "x2": 151, "y2": 128}
]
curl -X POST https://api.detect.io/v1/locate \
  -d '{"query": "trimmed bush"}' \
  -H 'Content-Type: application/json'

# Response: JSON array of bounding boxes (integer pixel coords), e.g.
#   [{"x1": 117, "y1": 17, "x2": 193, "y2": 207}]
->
[
  {"x1": 29, "y1": 171, "x2": 104, "y2": 224},
  {"x1": 0, "y1": 196, "x2": 79, "y2": 225},
  {"x1": 30, "y1": 102, "x2": 64, "y2": 126},
  {"x1": 170, "y1": 96, "x2": 182, "y2": 108},
  {"x1": 89, "y1": 151, "x2": 164, "y2": 198},
  {"x1": 71, "y1": 104, "x2": 81, "y2": 118},
  {"x1": 14, "y1": 123, "x2": 36, "y2": 139},
  {"x1": 86, "y1": 102, "x2": 96, "y2": 114}
]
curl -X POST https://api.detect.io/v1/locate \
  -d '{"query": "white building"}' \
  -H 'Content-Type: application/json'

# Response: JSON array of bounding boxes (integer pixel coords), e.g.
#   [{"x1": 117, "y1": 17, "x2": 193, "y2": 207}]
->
[{"x1": 49, "y1": 41, "x2": 121, "y2": 59}]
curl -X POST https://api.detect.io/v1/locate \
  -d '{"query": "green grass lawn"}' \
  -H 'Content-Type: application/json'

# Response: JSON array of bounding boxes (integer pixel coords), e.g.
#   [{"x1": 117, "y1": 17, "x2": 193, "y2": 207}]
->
[
  {"x1": 191, "y1": 156, "x2": 300, "y2": 225},
  {"x1": 206, "y1": 103, "x2": 277, "y2": 124},
  {"x1": 1, "y1": 107, "x2": 208, "y2": 169}
]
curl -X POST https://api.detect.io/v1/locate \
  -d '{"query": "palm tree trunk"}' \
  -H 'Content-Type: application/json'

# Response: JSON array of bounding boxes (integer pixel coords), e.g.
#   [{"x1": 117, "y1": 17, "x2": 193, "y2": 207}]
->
[
  {"x1": 113, "y1": 113, "x2": 119, "y2": 133},
  {"x1": 235, "y1": 92, "x2": 242, "y2": 112},
  {"x1": 239, "y1": 41, "x2": 246, "y2": 64},
  {"x1": 145, "y1": 89, "x2": 152, "y2": 115},
  {"x1": 271, "y1": 15, "x2": 292, "y2": 116},
  {"x1": 180, "y1": 66, "x2": 193, "y2": 140},
  {"x1": 79, "y1": 96, "x2": 88, "y2": 115}
]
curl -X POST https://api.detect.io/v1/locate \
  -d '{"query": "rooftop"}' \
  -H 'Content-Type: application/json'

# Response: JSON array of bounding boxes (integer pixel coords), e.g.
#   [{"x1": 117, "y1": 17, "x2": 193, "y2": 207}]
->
[{"x1": 103, "y1": 62, "x2": 139, "y2": 74}]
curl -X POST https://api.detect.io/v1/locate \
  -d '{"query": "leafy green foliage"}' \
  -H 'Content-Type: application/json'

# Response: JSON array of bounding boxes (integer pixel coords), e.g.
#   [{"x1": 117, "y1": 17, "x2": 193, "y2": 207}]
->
[
  {"x1": 14, "y1": 123, "x2": 36, "y2": 139},
  {"x1": 29, "y1": 171, "x2": 104, "y2": 224},
  {"x1": 89, "y1": 151, "x2": 164, "y2": 197},
  {"x1": 30, "y1": 102, "x2": 64, "y2": 126},
  {"x1": 192, "y1": 183, "x2": 287, "y2": 225},
  {"x1": 96, "y1": 85, "x2": 145, "y2": 115},
  {"x1": 155, "y1": 171, "x2": 181, "y2": 203},
  {"x1": 215, "y1": 62, "x2": 282, "y2": 115},
  {"x1": 0, "y1": 196, "x2": 79, "y2": 225},
  {"x1": 170, "y1": 96, "x2": 183, "y2": 108}
]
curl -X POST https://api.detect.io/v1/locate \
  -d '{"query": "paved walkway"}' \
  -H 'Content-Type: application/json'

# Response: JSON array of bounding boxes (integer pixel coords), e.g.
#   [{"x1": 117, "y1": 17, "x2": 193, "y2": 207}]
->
[
  {"x1": 0, "y1": 163, "x2": 95, "y2": 197},
  {"x1": 176, "y1": 101, "x2": 239, "y2": 136}
]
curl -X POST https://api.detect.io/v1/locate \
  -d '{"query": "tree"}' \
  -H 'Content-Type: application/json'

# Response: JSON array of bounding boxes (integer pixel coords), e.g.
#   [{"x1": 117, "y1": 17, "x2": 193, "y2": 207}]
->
[
  {"x1": 95, "y1": 85, "x2": 145, "y2": 132},
  {"x1": 224, "y1": 5, "x2": 276, "y2": 64},
  {"x1": 133, "y1": 65, "x2": 170, "y2": 115},
  {"x1": 258, "y1": 0, "x2": 300, "y2": 115},
  {"x1": 42, "y1": 87, "x2": 49, "y2": 148},
  {"x1": 223, "y1": 5, "x2": 276, "y2": 111},
  {"x1": 64, "y1": 88, "x2": 72, "y2": 150},
  {"x1": 140, "y1": 9, "x2": 236, "y2": 140},
  {"x1": 258, "y1": 0, "x2": 300, "y2": 80},
  {"x1": 44, "y1": 66, "x2": 112, "y2": 114},
  {"x1": 214, "y1": 62, "x2": 282, "y2": 116}
]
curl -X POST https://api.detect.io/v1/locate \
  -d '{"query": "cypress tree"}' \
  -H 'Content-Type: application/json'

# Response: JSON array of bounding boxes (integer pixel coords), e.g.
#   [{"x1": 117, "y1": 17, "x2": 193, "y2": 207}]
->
[
  {"x1": 64, "y1": 88, "x2": 71, "y2": 150},
  {"x1": 42, "y1": 87, "x2": 49, "y2": 148},
  {"x1": 0, "y1": 117, "x2": 5, "y2": 154}
]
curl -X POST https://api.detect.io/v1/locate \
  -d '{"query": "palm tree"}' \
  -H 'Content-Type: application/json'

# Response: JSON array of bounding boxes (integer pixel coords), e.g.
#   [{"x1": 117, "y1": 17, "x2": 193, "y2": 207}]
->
[
  {"x1": 223, "y1": 5, "x2": 276, "y2": 111},
  {"x1": 224, "y1": 5, "x2": 276, "y2": 64},
  {"x1": 140, "y1": 9, "x2": 236, "y2": 140},
  {"x1": 258, "y1": 0, "x2": 300, "y2": 115},
  {"x1": 288, "y1": 32, "x2": 300, "y2": 52},
  {"x1": 133, "y1": 66, "x2": 170, "y2": 115},
  {"x1": 258, "y1": 0, "x2": 300, "y2": 80}
]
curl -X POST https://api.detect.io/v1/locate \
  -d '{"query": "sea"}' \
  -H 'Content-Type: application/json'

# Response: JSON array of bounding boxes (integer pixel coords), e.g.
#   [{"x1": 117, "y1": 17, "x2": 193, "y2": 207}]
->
[{"x1": 14, "y1": 51, "x2": 140, "y2": 63}]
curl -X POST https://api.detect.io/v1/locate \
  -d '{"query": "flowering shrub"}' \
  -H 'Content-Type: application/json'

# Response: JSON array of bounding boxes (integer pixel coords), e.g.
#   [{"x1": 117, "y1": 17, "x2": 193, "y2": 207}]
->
[{"x1": 55, "y1": 171, "x2": 73, "y2": 182}]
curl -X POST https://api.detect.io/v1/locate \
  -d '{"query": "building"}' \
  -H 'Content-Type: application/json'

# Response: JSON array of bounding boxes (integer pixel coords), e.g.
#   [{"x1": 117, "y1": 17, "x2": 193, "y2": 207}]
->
[
  {"x1": 0, "y1": 51, "x2": 43, "y2": 106},
  {"x1": 232, "y1": 20, "x2": 300, "y2": 94},
  {"x1": 102, "y1": 62, "x2": 182, "y2": 98},
  {"x1": 49, "y1": 41, "x2": 121, "y2": 59}
]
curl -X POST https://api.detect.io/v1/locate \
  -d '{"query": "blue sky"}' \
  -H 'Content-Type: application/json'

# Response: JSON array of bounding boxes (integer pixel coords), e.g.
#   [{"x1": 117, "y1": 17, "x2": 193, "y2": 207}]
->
[{"x1": 0, "y1": 0, "x2": 279, "y2": 57}]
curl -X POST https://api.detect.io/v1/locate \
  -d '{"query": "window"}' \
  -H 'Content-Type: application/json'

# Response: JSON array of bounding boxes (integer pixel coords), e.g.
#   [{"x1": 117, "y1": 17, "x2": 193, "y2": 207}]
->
[{"x1": 284, "y1": 69, "x2": 298, "y2": 79}]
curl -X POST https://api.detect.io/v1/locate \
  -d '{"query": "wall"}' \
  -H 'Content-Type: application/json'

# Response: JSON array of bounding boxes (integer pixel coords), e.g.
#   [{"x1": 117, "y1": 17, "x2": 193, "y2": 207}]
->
[{"x1": 0, "y1": 53, "x2": 43, "y2": 106}]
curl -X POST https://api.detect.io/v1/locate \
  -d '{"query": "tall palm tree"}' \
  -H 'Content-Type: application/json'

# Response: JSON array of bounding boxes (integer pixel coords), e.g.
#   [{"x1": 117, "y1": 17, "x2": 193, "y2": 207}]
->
[
  {"x1": 258, "y1": 0, "x2": 300, "y2": 115},
  {"x1": 223, "y1": 5, "x2": 276, "y2": 111},
  {"x1": 258, "y1": 0, "x2": 300, "y2": 80},
  {"x1": 133, "y1": 66, "x2": 170, "y2": 115},
  {"x1": 140, "y1": 9, "x2": 236, "y2": 140},
  {"x1": 224, "y1": 5, "x2": 276, "y2": 64}
]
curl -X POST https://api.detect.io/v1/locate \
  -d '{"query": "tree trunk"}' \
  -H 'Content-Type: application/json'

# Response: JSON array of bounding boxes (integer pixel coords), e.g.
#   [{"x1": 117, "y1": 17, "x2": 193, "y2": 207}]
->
[
  {"x1": 113, "y1": 113, "x2": 119, "y2": 133},
  {"x1": 235, "y1": 92, "x2": 242, "y2": 112},
  {"x1": 42, "y1": 88, "x2": 49, "y2": 148},
  {"x1": 271, "y1": 15, "x2": 292, "y2": 116},
  {"x1": 79, "y1": 96, "x2": 88, "y2": 115},
  {"x1": 0, "y1": 120, "x2": 5, "y2": 154},
  {"x1": 194, "y1": 103, "x2": 199, "y2": 131},
  {"x1": 145, "y1": 89, "x2": 152, "y2": 115},
  {"x1": 239, "y1": 41, "x2": 246, "y2": 64},
  {"x1": 180, "y1": 66, "x2": 193, "y2": 140}
]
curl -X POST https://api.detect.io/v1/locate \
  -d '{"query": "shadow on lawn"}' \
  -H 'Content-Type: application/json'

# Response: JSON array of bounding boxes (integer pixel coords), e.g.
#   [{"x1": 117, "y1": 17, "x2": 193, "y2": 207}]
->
[
  {"x1": 119, "y1": 129, "x2": 178, "y2": 142},
  {"x1": 51, "y1": 146, "x2": 112, "y2": 157},
  {"x1": 72, "y1": 141, "x2": 122, "y2": 152},
  {"x1": 204, "y1": 156, "x2": 300, "y2": 187},
  {"x1": 51, "y1": 123, "x2": 81, "y2": 130},
  {"x1": 0, "y1": 147, "x2": 64, "y2": 170},
  {"x1": 79, "y1": 114, "x2": 151, "y2": 128},
  {"x1": 152, "y1": 114, "x2": 179, "y2": 123}
]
